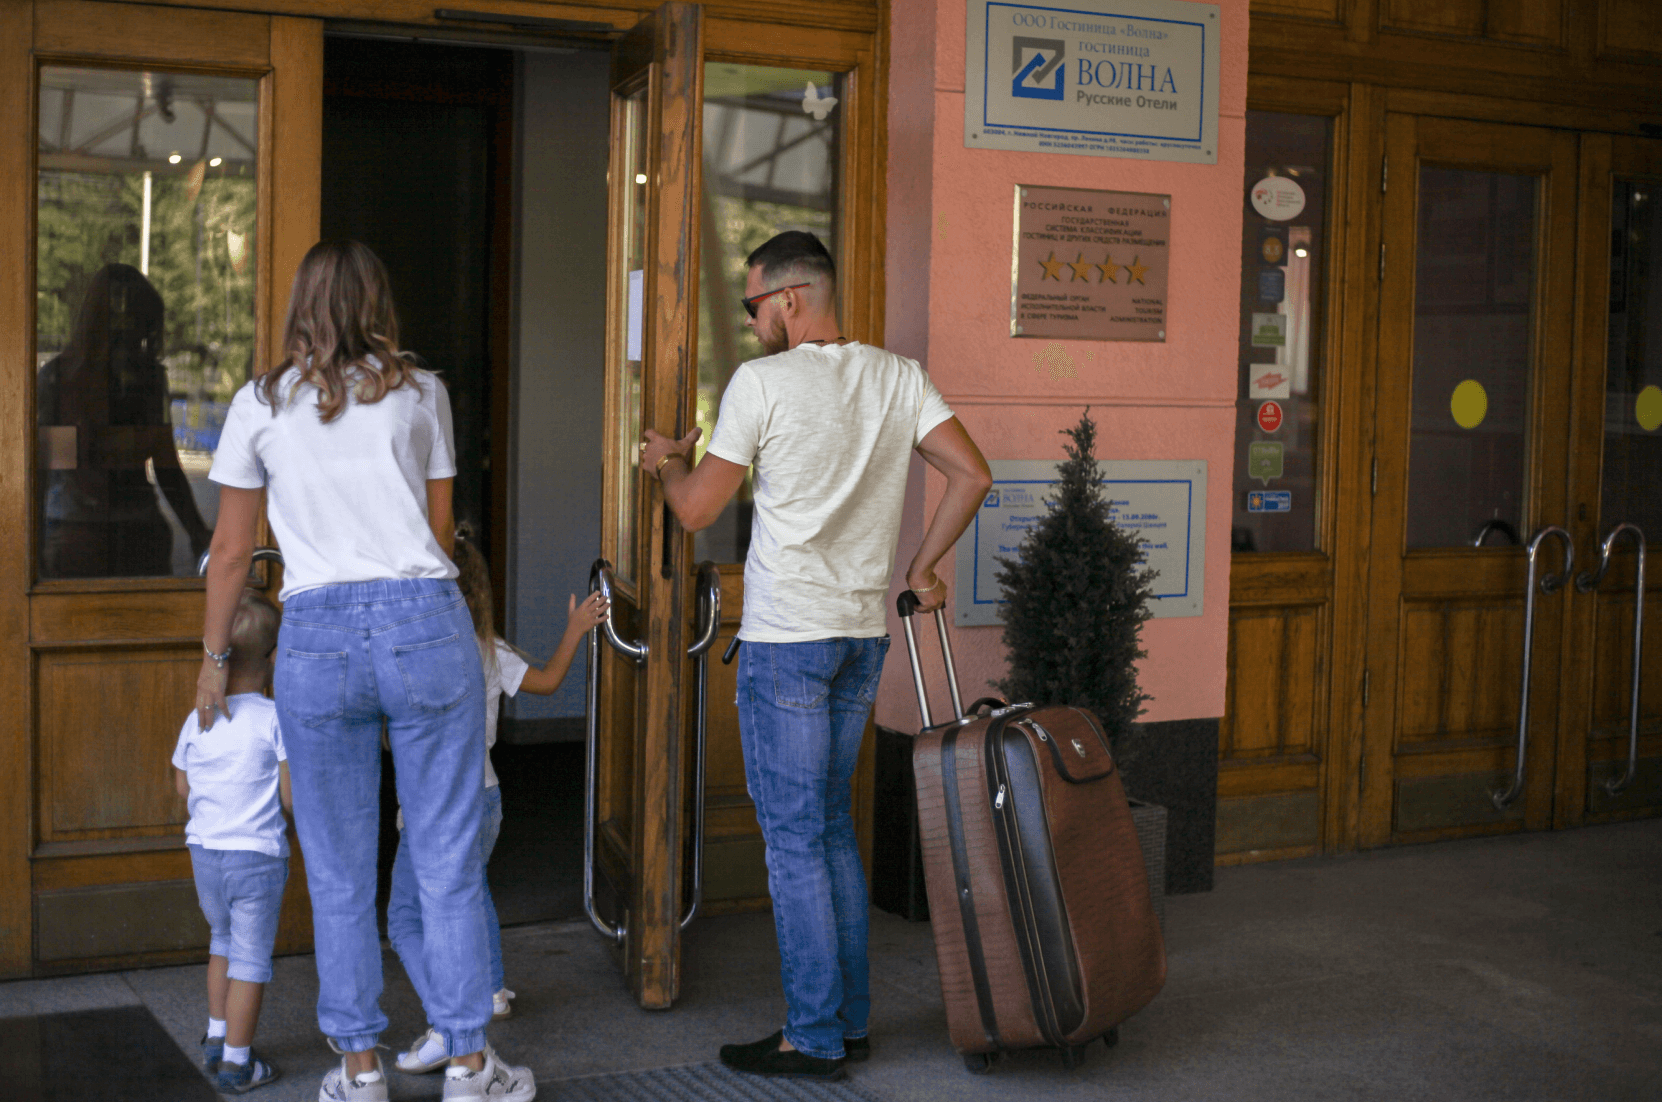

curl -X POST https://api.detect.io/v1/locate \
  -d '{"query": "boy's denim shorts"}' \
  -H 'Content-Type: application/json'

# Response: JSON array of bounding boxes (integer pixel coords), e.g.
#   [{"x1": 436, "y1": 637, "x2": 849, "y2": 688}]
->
[{"x1": 189, "y1": 844, "x2": 289, "y2": 984}]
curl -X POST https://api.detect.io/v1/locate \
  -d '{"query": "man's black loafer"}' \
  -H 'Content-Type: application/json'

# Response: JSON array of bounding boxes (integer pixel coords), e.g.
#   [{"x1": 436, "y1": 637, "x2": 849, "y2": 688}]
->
[
  {"x1": 719, "y1": 1031, "x2": 847, "y2": 1081},
  {"x1": 844, "y1": 1036, "x2": 870, "y2": 1063}
]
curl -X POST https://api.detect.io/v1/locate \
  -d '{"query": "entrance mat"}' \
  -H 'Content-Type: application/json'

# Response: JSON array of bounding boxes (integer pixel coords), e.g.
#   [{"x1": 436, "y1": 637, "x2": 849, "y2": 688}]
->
[
  {"x1": 0, "y1": 1005, "x2": 218, "y2": 1101},
  {"x1": 553, "y1": 1062, "x2": 884, "y2": 1101}
]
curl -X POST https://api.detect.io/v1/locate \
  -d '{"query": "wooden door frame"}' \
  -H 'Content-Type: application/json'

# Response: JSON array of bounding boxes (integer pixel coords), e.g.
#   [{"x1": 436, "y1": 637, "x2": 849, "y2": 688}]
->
[{"x1": 0, "y1": 0, "x2": 320, "y2": 979}]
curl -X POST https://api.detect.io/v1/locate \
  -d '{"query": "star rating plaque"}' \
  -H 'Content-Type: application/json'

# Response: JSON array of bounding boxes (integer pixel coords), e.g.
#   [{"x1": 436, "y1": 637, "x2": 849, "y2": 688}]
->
[{"x1": 1011, "y1": 184, "x2": 1170, "y2": 341}]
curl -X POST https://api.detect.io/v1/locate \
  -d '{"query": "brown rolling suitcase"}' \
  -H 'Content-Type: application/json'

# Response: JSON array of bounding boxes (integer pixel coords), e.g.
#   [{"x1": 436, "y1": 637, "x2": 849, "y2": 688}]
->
[{"x1": 897, "y1": 591, "x2": 1166, "y2": 1074}]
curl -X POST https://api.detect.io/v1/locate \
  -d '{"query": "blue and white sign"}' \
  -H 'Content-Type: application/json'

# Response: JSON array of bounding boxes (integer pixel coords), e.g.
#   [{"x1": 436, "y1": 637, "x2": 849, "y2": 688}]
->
[
  {"x1": 1246, "y1": 490, "x2": 1290, "y2": 513},
  {"x1": 966, "y1": 0, "x2": 1220, "y2": 164},
  {"x1": 955, "y1": 459, "x2": 1207, "y2": 626}
]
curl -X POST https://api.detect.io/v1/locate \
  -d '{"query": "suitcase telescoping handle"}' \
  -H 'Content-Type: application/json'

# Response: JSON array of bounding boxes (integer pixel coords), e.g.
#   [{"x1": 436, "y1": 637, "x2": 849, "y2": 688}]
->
[{"x1": 896, "y1": 590, "x2": 966, "y2": 727}]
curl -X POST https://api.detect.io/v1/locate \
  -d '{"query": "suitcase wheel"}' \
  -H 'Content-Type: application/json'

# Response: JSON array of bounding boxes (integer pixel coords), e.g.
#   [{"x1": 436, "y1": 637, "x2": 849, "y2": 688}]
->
[
  {"x1": 962, "y1": 1053, "x2": 993, "y2": 1074},
  {"x1": 1060, "y1": 1044, "x2": 1087, "y2": 1070},
  {"x1": 1103, "y1": 1027, "x2": 1120, "y2": 1049}
]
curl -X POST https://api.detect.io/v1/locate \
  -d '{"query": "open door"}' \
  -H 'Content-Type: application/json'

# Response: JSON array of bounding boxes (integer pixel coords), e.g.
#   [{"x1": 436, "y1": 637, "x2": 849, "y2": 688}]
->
[{"x1": 585, "y1": 1, "x2": 704, "y2": 1010}]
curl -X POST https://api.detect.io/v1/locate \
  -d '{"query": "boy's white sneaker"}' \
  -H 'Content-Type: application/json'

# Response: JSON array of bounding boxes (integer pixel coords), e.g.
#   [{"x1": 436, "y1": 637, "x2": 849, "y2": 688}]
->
[
  {"x1": 491, "y1": 987, "x2": 516, "y2": 1020},
  {"x1": 318, "y1": 1051, "x2": 389, "y2": 1102},
  {"x1": 441, "y1": 1047, "x2": 535, "y2": 1102},
  {"x1": 395, "y1": 1027, "x2": 450, "y2": 1074}
]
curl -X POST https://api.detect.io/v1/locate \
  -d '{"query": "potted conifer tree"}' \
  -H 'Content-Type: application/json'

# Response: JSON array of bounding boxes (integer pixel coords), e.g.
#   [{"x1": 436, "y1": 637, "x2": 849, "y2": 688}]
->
[{"x1": 994, "y1": 410, "x2": 1169, "y2": 919}]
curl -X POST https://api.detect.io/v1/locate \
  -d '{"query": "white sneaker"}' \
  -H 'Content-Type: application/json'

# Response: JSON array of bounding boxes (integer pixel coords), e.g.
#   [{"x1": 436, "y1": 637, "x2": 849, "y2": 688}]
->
[
  {"x1": 441, "y1": 1047, "x2": 535, "y2": 1101},
  {"x1": 318, "y1": 1050, "x2": 389, "y2": 1102},
  {"x1": 491, "y1": 988, "x2": 516, "y2": 1020},
  {"x1": 395, "y1": 1027, "x2": 449, "y2": 1074}
]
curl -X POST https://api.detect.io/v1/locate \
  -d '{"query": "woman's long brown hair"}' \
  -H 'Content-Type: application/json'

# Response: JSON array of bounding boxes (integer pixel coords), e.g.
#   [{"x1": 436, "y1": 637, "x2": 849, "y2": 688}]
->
[{"x1": 260, "y1": 240, "x2": 423, "y2": 421}]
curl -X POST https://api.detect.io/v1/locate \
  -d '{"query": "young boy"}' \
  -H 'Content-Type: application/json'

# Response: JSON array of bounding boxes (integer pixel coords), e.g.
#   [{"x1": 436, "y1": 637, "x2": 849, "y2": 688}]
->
[{"x1": 172, "y1": 588, "x2": 290, "y2": 1094}]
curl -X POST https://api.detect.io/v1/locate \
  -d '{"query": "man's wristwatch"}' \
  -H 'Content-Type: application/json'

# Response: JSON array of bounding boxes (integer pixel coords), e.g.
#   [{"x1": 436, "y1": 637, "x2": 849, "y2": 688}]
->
[{"x1": 656, "y1": 452, "x2": 685, "y2": 475}]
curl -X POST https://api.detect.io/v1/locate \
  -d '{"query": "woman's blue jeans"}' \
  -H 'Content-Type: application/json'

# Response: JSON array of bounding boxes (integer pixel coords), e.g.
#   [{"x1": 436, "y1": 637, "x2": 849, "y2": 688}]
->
[
  {"x1": 736, "y1": 636, "x2": 889, "y2": 1060},
  {"x1": 276, "y1": 579, "x2": 492, "y2": 1058},
  {"x1": 388, "y1": 784, "x2": 506, "y2": 1009}
]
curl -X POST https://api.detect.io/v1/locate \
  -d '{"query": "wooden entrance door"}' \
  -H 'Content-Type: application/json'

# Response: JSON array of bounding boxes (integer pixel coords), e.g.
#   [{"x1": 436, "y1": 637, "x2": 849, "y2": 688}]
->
[
  {"x1": 1358, "y1": 116, "x2": 1581, "y2": 845},
  {"x1": 1556, "y1": 135, "x2": 1662, "y2": 828},
  {"x1": 0, "y1": 0, "x2": 320, "y2": 977},
  {"x1": 589, "y1": 0, "x2": 703, "y2": 1010}
]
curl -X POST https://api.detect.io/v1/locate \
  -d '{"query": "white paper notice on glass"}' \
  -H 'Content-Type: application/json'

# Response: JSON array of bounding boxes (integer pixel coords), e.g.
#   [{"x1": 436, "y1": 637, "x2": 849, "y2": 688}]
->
[{"x1": 627, "y1": 269, "x2": 644, "y2": 362}]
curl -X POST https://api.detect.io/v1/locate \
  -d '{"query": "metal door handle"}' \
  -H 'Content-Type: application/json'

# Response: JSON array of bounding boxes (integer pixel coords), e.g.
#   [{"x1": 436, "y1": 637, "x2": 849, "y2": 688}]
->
[
  {"x1": 196, "y1": 546, "x2": 284, "y2": 575},
  {"x1": 592, "y1": 562, "x2": 648, "y2": 664},
  {"x1": 1471, "y1": 518, "x2": 1521, "y2": 547},
  {"x1": 1575, "y1": 524, "x2": 1647, "y2": 795},
  {"x1": 681, "y1": 562, "x2": 720, "y2": 929},
  {"x1": 582, "y1": 559, "x2": 627, "y2": 945},
  {"x1": 1493, "y1": 527, "x2": 1574, "y2": 810}
]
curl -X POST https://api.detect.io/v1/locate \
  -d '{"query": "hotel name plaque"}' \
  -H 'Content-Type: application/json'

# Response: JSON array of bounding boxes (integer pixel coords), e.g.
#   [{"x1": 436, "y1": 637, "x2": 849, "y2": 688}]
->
[{"x1": 1011, "y1": 184, "x2": 1169, "y2": 341}]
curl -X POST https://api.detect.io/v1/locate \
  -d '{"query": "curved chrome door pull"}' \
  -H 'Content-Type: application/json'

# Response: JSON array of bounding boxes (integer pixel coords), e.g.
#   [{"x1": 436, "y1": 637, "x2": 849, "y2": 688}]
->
[
  {"x1": 1575, "y1": 524, "x2": 1647, "y2": 796},
  {"x1": 582, "y1": 559, "x2": 628, "y2": 945},
  {"x1": 1493, "y1": 527, "x2": 1574, "y2": 810},
  {"x1": 680, "y1": 562, "x2": 720, "y2": 929}
]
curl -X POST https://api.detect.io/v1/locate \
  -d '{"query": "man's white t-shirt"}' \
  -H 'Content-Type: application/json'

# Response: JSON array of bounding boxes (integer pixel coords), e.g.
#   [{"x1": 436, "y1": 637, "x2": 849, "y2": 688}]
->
[
  {"x1": 209, "y1": 367, "x2": 459, "y2": 600},
  {"x1": 171, "y1": 694, "x2": 289, "y2": 858},
  {"x1": 704, "y1": 342, "x2": 954, "y2": 642},
  {"x1": 482, "y1": 636, "x2": 529, "y2": 790}
]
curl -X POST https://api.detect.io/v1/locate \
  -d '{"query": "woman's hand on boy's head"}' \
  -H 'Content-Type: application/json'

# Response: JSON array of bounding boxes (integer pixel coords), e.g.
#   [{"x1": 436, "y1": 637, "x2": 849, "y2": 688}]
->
[{"x1": 567, "y1": 590, "x2": 610, "y2": 633}]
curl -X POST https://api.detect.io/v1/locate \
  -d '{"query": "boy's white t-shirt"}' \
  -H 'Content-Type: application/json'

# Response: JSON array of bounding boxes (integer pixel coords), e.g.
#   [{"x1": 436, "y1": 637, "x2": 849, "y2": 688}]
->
[
  {"x1": 704, "y1": 342, "x2": 955, "y2": 642},
  {"x1": 482, "y1": 636, "x2": 529, "y2": 790},
  {"x1": 208, "y1": 367, "x2": 459, "y2": 601},
  {"x1": 171, "y1": 694, "x2": 289, "y2": 858}
]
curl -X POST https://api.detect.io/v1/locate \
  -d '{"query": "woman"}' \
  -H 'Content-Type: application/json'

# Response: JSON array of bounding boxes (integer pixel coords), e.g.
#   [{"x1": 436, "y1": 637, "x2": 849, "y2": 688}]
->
[{"x1": 194, "y1": 241, "x2": 535, "y2": 1102}]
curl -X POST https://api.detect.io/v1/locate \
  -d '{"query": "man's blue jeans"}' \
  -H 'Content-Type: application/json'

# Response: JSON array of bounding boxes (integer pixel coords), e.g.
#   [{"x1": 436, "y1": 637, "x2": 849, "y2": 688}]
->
[
  {"x1": 276, "y1": 579, "x2": 492, "y2": 1058},
  {"x1": 736, "y1": 636, "x2": 889, "y2": 1060},
  {"x1": 388, "y1": 784, "x2": 506, "y2": 1007}
]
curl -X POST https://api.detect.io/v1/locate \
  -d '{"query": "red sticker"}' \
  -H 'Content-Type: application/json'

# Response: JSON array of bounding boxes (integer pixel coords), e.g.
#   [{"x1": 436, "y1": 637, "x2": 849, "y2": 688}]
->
[{"x1": 1257, "y1": 401, "x2": 1284, "y2": 433}]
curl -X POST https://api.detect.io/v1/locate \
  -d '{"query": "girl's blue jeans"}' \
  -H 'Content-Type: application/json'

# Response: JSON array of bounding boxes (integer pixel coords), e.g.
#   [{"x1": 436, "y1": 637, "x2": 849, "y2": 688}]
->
[
  {"x1": 276, "y1": 579, "x2": 492, "y2": 1058},
  {"x1": 388, "y1": 784, "x2": 506, "y2": 1010},
  {"x1": 735, "y1": 636, "x2": 889, "y2": 1060}
]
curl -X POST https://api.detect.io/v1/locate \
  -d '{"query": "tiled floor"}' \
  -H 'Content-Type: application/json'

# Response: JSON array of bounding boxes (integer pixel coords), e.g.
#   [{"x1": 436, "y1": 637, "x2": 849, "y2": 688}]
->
[{"x1": 2, "y1": 817, "x2": 1657, "y2": 1101}]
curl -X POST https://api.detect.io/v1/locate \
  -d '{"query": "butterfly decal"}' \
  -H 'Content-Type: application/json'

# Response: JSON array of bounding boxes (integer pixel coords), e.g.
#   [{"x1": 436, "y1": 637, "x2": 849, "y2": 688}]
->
[{"x1": 802, "y1": 82, "x2": 838, "y2": 122}]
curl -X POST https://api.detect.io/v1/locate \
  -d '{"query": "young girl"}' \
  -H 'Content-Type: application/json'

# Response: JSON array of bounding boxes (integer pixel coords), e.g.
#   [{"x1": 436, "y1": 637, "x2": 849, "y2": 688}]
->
[
  {"x1": 391, "y1": 532, "x2": 607, "y2": 1074},
  {"x1": 196, "y1": 240, "x2": 532, "y2": 1102}
]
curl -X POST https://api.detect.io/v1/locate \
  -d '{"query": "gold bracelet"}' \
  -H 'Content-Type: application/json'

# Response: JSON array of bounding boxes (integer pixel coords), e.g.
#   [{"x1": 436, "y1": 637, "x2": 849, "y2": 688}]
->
[
  {"x1": 656, "y1": 452, "x2": 685, "y2": 475},
  {"x1": 912, "y1": 576, "x2": 941, "y2": 594}
]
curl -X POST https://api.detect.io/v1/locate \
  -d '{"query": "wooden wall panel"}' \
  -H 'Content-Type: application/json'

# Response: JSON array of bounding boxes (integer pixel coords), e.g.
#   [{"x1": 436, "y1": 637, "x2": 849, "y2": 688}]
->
[
  {"x1": 1396, "y1": 602, "x2": 1522, "y2": 743},
  {"x1": 1251, "y1": 0, "x2": 1341, "y2": 25},
  {"x1": 1600, "y1": 0, "x2": 1662, "y2": 62},
  {"x1": 1222, "y1": 606, "x2": 1322, "y2": 760},
  {"x1": 1383, "y1": 0, "x2": 1483, "y2": 38},
  {"x1": 1487, "y1": 0, "x2": 1562, "y2": 46},
  {"x1": 33, "y1": 0, "x2": 269, "y2": 67},
  {"x1": 37, "y1": 649, "x2": 195, "y2": 842}
]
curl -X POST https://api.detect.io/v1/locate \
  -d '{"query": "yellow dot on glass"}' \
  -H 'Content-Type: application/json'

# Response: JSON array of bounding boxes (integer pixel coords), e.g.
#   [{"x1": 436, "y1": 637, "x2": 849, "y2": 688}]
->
[
  {"x1": 1450, "y1": 380, "x2": 1487, "y2": 429},
  {"x1": 1637, "y1": 385, "x2": 1662, "y2": 432}
]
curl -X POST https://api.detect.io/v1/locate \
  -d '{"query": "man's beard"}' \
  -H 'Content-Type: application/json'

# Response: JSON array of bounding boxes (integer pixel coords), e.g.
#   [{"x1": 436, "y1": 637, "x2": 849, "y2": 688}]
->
[{"x1": 757, "y1": 314, "x2": 789, "y2": 356}]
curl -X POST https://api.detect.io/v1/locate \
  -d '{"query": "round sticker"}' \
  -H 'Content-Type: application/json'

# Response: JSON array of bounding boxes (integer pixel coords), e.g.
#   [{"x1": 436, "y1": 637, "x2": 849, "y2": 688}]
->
[
  {"x1": 1257, "y1": 401, "x2": 1284, "y2": 433},
  {"x1": 1637, "y1": 384, "x2": 1662, "y2": 432},
  {"x1": 1251, "y1": 176, "x2": 1306, "y2": 221},
  {"x1": 1451, "y1": 380, "x2": 1488, "y2": 429},
  {"x1": 1262, "y1": 236, "x2": 1285, "y2": 264}
]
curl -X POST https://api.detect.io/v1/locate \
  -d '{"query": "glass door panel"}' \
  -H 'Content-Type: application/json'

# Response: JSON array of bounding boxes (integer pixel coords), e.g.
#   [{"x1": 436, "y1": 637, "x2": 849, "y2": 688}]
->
[
  {"x1": 609, "y1": 87, "x2": 650, "y2": 590},
  {"x1": 1406, "y1": 169, "x2": 1537, "y2": 549},
  {"x1": 35, "y1": 66, "x2": 259, "y2": 580}
]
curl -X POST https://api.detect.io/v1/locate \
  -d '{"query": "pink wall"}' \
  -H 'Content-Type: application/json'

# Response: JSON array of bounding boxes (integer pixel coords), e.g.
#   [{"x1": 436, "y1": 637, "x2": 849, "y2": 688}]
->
[{"x1": 877, "y1": 0, "x2": 1250, "y2": 731}]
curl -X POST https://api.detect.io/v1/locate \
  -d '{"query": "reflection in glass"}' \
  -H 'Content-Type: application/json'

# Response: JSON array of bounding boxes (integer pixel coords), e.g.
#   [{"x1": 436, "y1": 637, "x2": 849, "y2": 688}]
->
[
  {"x1": 1231, "y1": 111, "x2": 1330, "y2": 554},
  {"x1": 695, "y1": 64, "x2": 842, "y2": 563},
  {"x1": 1603, "y1": 181, "x2": 1662, "y2": 540},
  {"x1": 610, "y1": 87, "x2": 649, "y2": 588},
  {"x1": 1406, "y1": 169, "x2": 1537, "y2": 550},
  {"x1": 35, "y1": 67, "x2": 258, "y2": 579}
]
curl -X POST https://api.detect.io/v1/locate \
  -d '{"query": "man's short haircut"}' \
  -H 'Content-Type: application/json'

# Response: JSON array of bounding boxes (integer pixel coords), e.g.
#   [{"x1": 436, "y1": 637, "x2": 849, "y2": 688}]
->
[
  {"x1": 229, "y1": 588, "x2": 281, "y2": 674},
  {"x1": 746, "y1": 230, "x2": 836, "y2": 289}
]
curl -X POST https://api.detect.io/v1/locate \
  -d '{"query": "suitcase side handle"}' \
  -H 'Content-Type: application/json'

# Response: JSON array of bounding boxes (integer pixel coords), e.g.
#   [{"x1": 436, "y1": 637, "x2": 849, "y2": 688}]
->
[{"x1": 896, "y1": 589, "x2": 965, "y2": 725}]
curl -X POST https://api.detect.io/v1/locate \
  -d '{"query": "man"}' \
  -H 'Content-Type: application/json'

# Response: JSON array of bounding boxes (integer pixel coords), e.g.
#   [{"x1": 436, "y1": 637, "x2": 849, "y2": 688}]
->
[{"x1": 641, "y1": 231, "x2": 991, "y2": 1081}]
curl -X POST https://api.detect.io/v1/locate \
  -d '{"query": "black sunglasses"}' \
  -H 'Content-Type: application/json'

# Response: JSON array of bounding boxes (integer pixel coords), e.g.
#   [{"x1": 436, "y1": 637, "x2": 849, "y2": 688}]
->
[{"x1": 741, "y1": 282, "x2": 811, "y2": 319}]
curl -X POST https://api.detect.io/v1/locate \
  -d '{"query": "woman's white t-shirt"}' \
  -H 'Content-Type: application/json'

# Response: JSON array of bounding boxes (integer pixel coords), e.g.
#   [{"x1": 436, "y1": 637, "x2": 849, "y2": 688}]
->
[{"x1": 209, "y1": 367, "x2": 459, "y2": 600}]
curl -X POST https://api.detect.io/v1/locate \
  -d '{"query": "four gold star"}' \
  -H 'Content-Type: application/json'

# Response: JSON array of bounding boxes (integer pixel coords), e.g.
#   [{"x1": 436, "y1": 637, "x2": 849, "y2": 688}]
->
[
  {"x1": 1126, "y1": 255, "x2": 1149, "y2": 285},
  {"x1": 1038, "y1": 251, "x2": 1064, "y2": 280},
  {"x1": 1068, "y1": 254, "x2": 1094, "y2": 281}
]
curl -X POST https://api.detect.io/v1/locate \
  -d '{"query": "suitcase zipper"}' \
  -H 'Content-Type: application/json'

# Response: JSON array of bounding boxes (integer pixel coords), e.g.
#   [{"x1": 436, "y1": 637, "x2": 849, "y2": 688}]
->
[{"x1": 994, "y1": 784, "x2": 1006, "y2": 809}]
